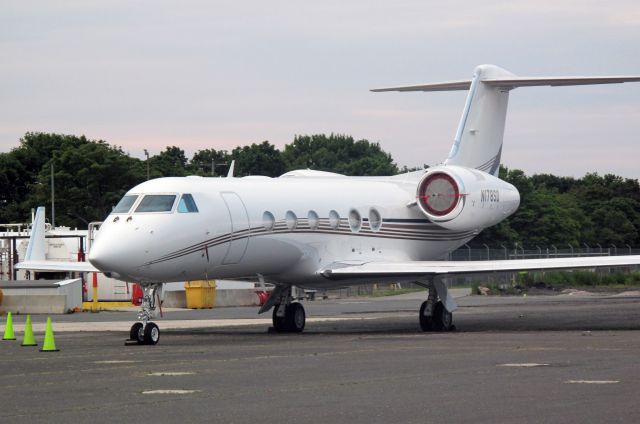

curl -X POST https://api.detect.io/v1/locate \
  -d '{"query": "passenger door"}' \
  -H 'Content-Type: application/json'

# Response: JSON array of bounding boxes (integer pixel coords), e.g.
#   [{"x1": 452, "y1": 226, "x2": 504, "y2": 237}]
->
[{"x1": 220, "y1": 192, "x2": 250, "y2": 264}]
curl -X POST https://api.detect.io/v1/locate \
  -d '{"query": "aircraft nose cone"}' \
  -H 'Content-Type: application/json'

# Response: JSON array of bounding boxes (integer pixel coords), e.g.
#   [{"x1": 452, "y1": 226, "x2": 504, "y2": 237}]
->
[{"x1": 88, "y1": 237, "x2": 127, "y2": 274}]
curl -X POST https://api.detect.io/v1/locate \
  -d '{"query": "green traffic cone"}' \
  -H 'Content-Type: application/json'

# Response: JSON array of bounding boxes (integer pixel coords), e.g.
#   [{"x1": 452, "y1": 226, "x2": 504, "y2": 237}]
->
[
  {"x1": 2, "y1": 311, "x2": 16, "y2": 340},
  {"x1": 40, "y1": 317, "x2": 59, "y2": 352},
  {"x1": 21, "y1": 314, "x2": 37, "y2": 347}
]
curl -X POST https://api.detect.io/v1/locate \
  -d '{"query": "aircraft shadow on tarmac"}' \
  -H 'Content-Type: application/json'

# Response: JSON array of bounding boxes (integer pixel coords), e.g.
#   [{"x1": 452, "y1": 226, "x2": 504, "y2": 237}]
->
[{"x1": 156, "y1": 297, "x2": 640, "y2": 344}]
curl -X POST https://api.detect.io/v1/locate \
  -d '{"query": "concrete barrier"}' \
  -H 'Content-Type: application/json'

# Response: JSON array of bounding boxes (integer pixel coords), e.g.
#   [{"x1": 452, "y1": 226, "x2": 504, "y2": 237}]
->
[{"x1": 0, "y1": 279, "x2": 82, "y2": 314}]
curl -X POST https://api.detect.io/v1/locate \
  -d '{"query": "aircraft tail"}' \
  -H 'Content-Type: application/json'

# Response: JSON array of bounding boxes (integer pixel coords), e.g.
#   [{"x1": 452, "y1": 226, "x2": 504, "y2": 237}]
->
[
  {"x1": 372, "y1": 65, "x2": 640, "y2": 176},
  {"x1": 24, "y1": 206, "x2": 46, "y2": 262},
  {"x1": 16, "y1": 206, "x2": 98, "y2": 273}
]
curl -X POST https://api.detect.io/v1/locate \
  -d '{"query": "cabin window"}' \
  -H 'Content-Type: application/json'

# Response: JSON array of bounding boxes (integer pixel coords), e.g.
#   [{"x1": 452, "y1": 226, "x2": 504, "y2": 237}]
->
[
  {"x1": 369, "y1": 208, "x2": 382, "y2": 232},
  {"x1": 263, "y1": 211, "x2": 275, "y2": 231},
  {"x1": 349, "y1": 209, "x2": 362, "y2": 232},
  {"x1": 285, "y1": 210, "x2": 298, "y2": 230},
  {"x1": 329, "y1": 210, "x2": 340, "y2": 230},
  {"x1": 307, "y1": 210, "x2": 319, "y2": 230},
  {"x1": 135, "y1": 195, "x2": 176, "y2": 213},
  {"x1": 112, "y1": 195, "x2": 138, "y2": 214},
  {"x1": 178, "y1": 194, "x2": 199, "y2": 213}
]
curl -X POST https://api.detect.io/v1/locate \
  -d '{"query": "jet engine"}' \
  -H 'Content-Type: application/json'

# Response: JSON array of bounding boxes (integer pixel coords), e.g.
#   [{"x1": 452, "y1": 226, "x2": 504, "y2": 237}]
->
[{"x1": 416, "y1": 165, "x2": 520, "y2": 232}]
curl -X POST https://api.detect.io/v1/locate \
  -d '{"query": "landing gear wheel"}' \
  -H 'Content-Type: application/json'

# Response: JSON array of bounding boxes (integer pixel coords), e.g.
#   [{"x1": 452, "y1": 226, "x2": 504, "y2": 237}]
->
[
  {"x1": 143, "y1": 322, "x2": 160, "y2": 345},
  {"x1": 419, "y1": 301, "x2": 434, "y2": 332},
  {"x1": 272, "y1": 305, "x2": 289, "y2": 332},
  {"x1": 130, "y1": 322, "x2": 143, "y2": 341},
  {"x1": 272, "y1": 303, "x2": 306, "y2": 333},
  {"x1": 286, "y1": 303, "x2": 306, "y2": 333},
  {"x1": 432, "y1": 301, "x2": 453, "y2": 332}
]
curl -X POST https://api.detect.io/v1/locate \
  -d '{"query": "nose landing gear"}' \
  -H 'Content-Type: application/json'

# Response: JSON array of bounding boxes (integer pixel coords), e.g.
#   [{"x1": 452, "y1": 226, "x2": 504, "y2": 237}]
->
[{"x1": 128, "y1": 283, "x2": 162, "y2": 345}]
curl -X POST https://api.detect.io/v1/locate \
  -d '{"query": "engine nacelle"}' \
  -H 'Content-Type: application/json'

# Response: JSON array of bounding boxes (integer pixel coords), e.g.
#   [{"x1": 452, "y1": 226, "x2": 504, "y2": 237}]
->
[{"x1": 416, "y1": 165, "x2": 520, "y2": 232}]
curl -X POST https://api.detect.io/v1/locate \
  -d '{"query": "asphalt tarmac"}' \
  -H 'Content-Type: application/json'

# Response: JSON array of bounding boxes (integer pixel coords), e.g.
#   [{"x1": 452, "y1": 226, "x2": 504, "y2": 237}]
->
[{"x1": 1, "y1": 291, "x2": 640, "y2": 423}]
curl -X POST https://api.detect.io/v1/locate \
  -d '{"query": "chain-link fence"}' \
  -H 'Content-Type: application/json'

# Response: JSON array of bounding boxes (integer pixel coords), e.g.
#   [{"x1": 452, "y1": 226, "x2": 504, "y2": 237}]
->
[
  {"x1": 449, "y1": 244, "x2": 639, "y2": 261},
  {"x1": 445, "y1": 244, "x2": 640, "y2": 288},
  {"x1": 322, "y1": 244, "x2": 639, "y2": 297}
]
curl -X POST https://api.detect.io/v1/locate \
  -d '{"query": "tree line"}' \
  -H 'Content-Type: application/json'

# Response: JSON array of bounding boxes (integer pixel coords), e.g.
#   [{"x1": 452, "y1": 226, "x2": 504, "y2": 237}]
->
[{"x1": 0, "y1": 132, "x2": 638, "y2": 247}]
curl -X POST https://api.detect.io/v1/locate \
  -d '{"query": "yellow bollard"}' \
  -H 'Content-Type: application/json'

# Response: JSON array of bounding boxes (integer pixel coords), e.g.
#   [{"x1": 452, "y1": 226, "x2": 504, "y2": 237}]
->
[
  {"x1": 21, "y1": 314, "x2": 37, "y2": 347},
  {"x1": 40, "y1": 317, "x2": 59, "y2": 352},
  {"x1": 2, "y1": 311, "x2": 16, "y2": 340}
]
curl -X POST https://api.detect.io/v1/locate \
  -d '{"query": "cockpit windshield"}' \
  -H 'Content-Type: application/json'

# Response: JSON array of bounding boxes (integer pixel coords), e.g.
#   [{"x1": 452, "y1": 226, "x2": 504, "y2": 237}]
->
[
  {"x1": 177, "y1": 194, "x2": 199, "y2": 213},
  {"x1": 135, "y1": 195, "x2": 176, "y2": 213},
  {"x1": 112, "y1": 195, "x2": 138, "y2": 214}
]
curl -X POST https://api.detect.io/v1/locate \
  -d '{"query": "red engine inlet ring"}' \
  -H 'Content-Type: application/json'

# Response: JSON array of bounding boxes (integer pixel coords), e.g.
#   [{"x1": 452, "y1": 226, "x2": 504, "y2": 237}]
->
[{"x1": 417, "y1": 172, "x2": 460, "y2": 216}]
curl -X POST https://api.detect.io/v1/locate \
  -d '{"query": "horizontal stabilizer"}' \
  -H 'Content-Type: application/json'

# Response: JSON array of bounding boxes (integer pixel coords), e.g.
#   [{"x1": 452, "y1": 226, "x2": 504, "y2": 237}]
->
[
  {"x1": 322, "y1": 256, "x2": 640, "y2": 280},
  {"x1": 15, "y1": 260, "x2": 98, "y2": 273},
  {"x1": 371, "y1": 76, "x2": 640, "y2": 92},
  {"x1": 371, "y1": 80, "x2": 471, "y2": 92}
]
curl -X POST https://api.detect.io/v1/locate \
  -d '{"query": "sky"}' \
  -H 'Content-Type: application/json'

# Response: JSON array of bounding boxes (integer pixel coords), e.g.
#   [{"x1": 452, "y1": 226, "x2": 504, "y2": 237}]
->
[{"x1": 1, "y1": 0, "x2": 639, "y2": 178}]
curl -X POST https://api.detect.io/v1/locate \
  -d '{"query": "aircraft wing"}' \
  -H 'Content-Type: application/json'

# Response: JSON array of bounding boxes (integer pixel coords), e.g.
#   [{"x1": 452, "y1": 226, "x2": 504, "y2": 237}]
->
[
  {"x1": 321, "y1": 255, "x2": 640, "y2": 280},
  {"x1": 15, "y1": 260, "x2": 98, "y2": 273}
]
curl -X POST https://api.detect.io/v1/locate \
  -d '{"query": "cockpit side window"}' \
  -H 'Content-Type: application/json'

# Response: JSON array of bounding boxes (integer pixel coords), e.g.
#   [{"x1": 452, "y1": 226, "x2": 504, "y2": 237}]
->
[
  {"x1": 135, "y1": 195, "x2": 176, "y2": 213},
  {"x1": 177, "y1": 193, "x2": 199, "y2": 213},
  {"x1": 112, "y1": 195, "x2": 138, "y2": 214}
]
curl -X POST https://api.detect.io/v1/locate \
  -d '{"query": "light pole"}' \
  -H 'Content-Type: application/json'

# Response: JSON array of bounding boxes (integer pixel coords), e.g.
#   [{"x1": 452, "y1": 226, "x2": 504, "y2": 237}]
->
[
  {"x1": 144, "y1": 149, "x2": 150, "y2": 180},
  {"x1": 51, "y1": 162, "x2": 55, "y2": 228}
]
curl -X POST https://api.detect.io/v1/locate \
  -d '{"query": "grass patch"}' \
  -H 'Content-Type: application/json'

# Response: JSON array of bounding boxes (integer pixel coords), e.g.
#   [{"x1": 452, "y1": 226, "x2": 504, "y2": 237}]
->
[
  {"x1": 371, "y1": 287, "x2": 426, "y2": 297},
  {"x1": 519, "y1": 271, "x2": 640, "y2": 288},
  {"x1": 472, "y1": 271, "x2": 640, "y2": 295}
]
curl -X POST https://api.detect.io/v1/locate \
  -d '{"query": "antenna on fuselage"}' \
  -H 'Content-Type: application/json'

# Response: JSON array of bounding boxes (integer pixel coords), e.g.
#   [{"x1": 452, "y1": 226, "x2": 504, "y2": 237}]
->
[{"x1": 226, "y1": 160, "x2": 235, "y2": 178}]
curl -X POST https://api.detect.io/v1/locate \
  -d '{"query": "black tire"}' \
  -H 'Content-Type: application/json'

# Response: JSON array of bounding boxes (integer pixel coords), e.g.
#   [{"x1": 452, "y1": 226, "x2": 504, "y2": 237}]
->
[
  {"x1": 419, "y1": 300, "x2": 433, "y2": 332},
  {"x1": 272, "y1": 305, "x2": 289, "y2": 332},
  {"x1": 286, "y1": 303, "x2": 305, "y2": 333},
  {"x1": 432, "y1": 301, "x2": 453, "y2": 332},
  {"x1": 143, "y1": 322, "x2": 160, "y2": 345},
  {"x1": 130, "y1": 322, "x2": 143, "y2": 342}
]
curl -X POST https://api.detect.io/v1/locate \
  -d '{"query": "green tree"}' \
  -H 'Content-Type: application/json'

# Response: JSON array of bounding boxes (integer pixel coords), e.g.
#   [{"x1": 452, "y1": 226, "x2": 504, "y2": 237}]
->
[
  {"x1": 282, "y1": 134, "x2": 398, "y2": 176},
  {"x1": 149, "y1": 146, "x2": 188, "y2": 177},
  {"x1": 2, "y1": 133, "x2": 97, "y2": 224},
  {"x1": 0, "y1": 153, "x2": 27, "y2": 222},
  {"x1": 188, "y1": 148, "x2": 231, "y2": 176},
  {"x1": 231, "y1": 141, "x2": 286, "y2": 177},
  {"x1": 27, "y1": 141, "x2": 146, "y2": 225}
]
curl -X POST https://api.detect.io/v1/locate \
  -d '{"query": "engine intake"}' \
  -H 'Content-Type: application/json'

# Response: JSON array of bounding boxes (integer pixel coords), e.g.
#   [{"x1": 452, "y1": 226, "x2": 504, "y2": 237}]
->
[
  {"x1": 415, "y1": 166, "x2": 520, "y2": 232},
  {"x1": 417, "y1": 172, "x2": 462, "y2": 217}
]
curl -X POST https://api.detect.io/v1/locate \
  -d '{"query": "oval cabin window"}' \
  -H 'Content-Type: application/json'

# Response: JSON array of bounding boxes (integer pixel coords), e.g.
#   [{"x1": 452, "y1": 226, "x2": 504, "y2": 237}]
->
[
  {"x1": 349, "y1": 209, "x2": 362, "y2": 232},
  {"x1": 329, "y1": 210, "x2": 340, "y2": 230},
  {"x1": 369, "y1": 208, "x2": 382, "y2": 232},
  {"x1": 285, "y1": 210, "x2": 298, "y2": 230},
  {"x1": 263, "y1": 211, "x2": 275, "y2": 231},
  {"x1": 308, "y1": 210, "x2": 319, "y2": 230}
]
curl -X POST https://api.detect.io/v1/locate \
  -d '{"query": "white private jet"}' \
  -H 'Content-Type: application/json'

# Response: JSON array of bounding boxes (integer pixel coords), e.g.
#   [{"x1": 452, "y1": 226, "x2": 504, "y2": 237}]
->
[{"x1": 18, "y1": 64, "x2": 640, "y2": 345}]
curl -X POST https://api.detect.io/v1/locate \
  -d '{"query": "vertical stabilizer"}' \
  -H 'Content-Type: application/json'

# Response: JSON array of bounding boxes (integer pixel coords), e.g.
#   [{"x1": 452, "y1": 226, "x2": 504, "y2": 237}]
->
[
  {"x1": 372, "y1": 64, "x2": 640, "y2": 177},
  {"x1": 443, "y1": 65, "x2": 513, "y2": 175},
  {"x1": 24, "y1": 206, "x2": 46, "y2": 261}
]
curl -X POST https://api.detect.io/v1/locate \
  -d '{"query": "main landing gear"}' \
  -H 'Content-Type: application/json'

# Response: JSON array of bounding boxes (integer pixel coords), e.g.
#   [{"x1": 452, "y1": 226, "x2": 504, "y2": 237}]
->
[
  {"x1": 418, "y1": 279, "x2": 455, "y2": 332},
  {"x1": 259, "y1": 285, "x2": 306, "y2": 333},
  {"x1": 129, "y1": 283, "x2": 162, "y2": 345}
]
